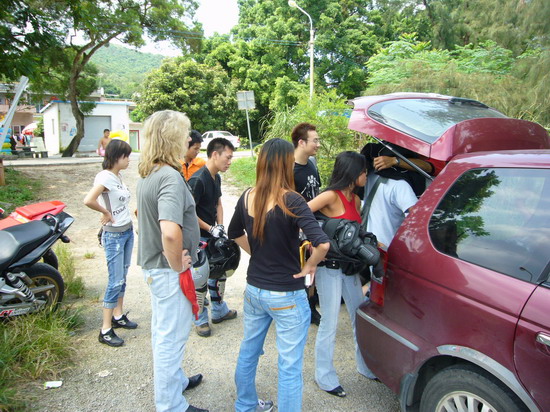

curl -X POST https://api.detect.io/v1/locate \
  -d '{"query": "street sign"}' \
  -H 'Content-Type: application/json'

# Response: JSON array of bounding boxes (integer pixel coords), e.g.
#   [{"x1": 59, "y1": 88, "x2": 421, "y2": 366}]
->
[
  {"x1": 237, "y1": 91, "x2": 255, "y2": 110},
  {"x1": 236, "y1": 91, "x2": 256, "y2": 157}
]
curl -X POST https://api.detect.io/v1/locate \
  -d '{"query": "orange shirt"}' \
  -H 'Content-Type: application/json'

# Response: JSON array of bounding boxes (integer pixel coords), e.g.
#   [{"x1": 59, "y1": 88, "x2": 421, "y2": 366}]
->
[{"x1": 180, "y1": 157, "x2": 206, "y2": 181}]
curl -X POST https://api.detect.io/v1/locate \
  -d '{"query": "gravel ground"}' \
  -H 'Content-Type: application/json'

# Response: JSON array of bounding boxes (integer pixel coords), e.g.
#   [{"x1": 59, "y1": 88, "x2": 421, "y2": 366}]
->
[{"x1": 14, "y1": 158, "x2": 400, "y2": 412}]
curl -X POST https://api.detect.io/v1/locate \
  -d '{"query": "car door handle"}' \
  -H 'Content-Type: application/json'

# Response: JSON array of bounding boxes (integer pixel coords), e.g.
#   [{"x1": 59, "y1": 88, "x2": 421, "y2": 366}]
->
[{"x1": 536, "y1": 333, "x2": 550, "y2": 347}]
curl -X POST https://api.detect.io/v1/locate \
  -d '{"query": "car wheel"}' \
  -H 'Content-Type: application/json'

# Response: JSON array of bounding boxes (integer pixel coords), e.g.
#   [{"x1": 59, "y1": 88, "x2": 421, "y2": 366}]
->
[{"x1": 420, "y1": 365, "x2": 527, "y2": 412}]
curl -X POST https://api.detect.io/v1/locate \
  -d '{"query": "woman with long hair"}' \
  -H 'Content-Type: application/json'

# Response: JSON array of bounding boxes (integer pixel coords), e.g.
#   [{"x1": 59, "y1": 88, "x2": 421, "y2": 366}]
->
[
  {"x1": 136, "y1": 110, "x2": 206, "y2": 412},
  {"x1": 308, "y1": 151, "x2": 377, "y2": 398},
  {"x1": 84, "y1": 139, "x2": 136, "y2": 347},
  {"x1": 228, "y1": 138, "x2": 330, "y2": 412}
]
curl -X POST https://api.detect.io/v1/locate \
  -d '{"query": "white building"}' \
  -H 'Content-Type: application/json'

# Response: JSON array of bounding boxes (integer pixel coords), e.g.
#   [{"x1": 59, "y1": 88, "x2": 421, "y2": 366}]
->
[{"x1": 41, "y1": 100, "x2": 142, "y2": 155}]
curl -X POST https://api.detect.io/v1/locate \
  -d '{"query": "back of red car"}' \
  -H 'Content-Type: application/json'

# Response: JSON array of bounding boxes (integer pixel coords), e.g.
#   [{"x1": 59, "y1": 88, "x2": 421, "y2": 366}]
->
[{"x1": 356, "y1": 152, "x2": 550, "y2": 411}]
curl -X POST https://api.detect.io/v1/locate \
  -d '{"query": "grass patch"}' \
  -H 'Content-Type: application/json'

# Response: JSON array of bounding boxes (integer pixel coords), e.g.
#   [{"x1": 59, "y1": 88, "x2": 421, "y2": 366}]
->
[
  {"x1": 0, "y1": 306, "x2": 84, "y2": 410},
  {"x1": 54, "y1": 243, "x2": 85, "y2": 298},
  {"x1": 0, "y1": 168, "x2": 41, "y2": 214},
  {"x1": 226, "y1": 157, "x2": 257, "y2": 193},
  {"x1": 83, "y1": 252, "x2": 95, "y2": 259}
]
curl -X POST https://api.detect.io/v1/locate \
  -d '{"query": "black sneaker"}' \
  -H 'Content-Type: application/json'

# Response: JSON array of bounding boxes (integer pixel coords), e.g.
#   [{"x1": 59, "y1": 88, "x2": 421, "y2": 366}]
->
[
  {"x1": 112, "y1": 313, "x2": 138, "y2": 329},
  {"x1": 186, "y1": 405, "x2": 209, "y2": 412},
  {"x1": 311, "y1": 308, "x2": 321, "y2": 326},
  {"x1": 98, "y1": 328, "x2": 124, "y2": 347}
]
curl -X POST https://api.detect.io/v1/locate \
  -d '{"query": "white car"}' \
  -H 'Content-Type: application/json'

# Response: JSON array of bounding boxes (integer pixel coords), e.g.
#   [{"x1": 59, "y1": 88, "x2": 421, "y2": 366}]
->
[{"x1": 201, "y1": 131, "x2": 240, "y2": 150}]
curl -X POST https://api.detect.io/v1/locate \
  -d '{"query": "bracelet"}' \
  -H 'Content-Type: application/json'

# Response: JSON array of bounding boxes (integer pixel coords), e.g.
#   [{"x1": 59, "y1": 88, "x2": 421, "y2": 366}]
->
[{"x1": 395, "y1": 157, "x2": 400, "y2": 166}]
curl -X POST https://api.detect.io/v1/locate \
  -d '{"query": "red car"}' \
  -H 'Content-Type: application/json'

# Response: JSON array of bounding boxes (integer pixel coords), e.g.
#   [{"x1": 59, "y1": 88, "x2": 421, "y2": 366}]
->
[{"x1": 350, "y1": 93, "x2": 550, "y2": 412}]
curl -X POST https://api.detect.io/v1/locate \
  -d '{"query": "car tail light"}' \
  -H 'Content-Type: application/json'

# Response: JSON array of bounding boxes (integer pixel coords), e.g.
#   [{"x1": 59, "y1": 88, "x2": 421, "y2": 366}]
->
[{"x1": 370, "y1": 248, "x2": 388, "y2": 306}]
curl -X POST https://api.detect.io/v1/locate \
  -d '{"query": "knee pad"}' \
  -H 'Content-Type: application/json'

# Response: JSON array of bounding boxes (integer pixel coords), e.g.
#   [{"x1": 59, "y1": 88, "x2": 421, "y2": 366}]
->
[
  {"x1": 208, "y1": 277, "x2": 226, "y2": 302},
  {"x1": 195, "y1": 285, "x2": 208, "y2": 313}
]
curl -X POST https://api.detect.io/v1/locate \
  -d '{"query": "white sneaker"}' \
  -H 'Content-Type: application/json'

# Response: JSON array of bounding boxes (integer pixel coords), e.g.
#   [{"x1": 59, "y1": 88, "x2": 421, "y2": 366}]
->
[{"x1": 256, "y1": 399, "x2": 274, "y2": 412}]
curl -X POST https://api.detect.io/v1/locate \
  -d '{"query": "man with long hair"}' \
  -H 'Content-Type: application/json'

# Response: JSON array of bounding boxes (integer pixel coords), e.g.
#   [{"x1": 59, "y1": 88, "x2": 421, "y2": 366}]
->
[{"x1": 136, "y1": 110, "x2": 207, "y2": 412}]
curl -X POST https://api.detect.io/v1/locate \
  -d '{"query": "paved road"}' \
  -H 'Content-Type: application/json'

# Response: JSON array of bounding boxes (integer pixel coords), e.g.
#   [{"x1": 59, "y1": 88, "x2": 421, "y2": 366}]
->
[{"x1": 3, "y1": 150, "x2": 253, "y2": 168}]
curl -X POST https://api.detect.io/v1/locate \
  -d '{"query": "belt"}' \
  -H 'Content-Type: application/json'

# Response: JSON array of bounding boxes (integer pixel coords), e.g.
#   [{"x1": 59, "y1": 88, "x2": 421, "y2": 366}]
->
[{"x1": 318, "y1": 259, "x2": 340, "y2": 269}]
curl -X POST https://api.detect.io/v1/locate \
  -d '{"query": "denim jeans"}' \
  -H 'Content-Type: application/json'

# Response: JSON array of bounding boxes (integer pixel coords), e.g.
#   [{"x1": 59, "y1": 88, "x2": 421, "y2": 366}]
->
[
  {"x1": 194, "y1": 276, "x2": 230, "y2": 326},
  {"x1": 102, "y1": 228, "x2": 134, "y2": 309},
  {"x1": 235, "y1": 284, "x2": 310, "y2": 412},
  {"x1": 314, "y1": 266, "x2": 376, "y2": 391},
  {"x1": 143, "y1": 268, "x2": 193, "y2": 412}
]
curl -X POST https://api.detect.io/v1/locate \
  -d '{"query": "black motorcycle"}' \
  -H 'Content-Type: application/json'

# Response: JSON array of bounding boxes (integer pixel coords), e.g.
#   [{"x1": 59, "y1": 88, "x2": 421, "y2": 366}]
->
[{"x1": 0, "y1": 211, "x2": 73, "y2": 318}]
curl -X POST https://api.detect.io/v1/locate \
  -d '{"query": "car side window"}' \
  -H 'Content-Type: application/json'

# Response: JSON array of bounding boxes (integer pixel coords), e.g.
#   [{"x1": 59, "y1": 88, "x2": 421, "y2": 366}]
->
[{"x1": 429, "y1": 168, "x2": 550, "y2": 283}]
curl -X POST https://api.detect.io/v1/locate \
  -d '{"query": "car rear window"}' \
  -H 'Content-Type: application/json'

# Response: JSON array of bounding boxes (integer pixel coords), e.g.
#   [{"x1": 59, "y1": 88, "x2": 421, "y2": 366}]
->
[
  {"x1": 429, "y1": 167, "x2": 550, "y2": 283},
  {"x1": 368, "y1": 99, "x2": 507, "y2": 143}
]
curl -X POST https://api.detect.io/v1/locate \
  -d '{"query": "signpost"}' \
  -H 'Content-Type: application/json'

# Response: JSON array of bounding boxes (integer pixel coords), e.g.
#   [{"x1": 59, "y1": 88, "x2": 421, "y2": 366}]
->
[{"x1": 236, "y1": 91, "x2": 255, "y2": 157}]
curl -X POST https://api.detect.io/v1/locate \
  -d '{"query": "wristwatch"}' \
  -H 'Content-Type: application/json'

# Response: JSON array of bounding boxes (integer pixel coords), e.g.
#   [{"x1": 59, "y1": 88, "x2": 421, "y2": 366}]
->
[{"x1": 395, "y1": 157, "x2": 401, "y2": 166}]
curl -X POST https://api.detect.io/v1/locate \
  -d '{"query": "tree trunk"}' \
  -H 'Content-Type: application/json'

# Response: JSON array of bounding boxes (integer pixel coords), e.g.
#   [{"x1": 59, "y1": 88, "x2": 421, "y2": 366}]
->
[
  {"x1": 62, "y1": 58, "x2": 86, "y2": 157},
  {"x1": 62, "y1": 100, "x2": 85, "y2": 157},
  {"x1": 0, "y1": 158, "x2": 5, "y2": 186},
  {"x1": 61, "y1": 35, "x2": 118, "y2": 157}
]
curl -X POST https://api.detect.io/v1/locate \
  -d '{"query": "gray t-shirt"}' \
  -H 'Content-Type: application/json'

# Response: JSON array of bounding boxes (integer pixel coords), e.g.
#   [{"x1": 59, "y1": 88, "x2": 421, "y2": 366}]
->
[{"x1": 137, "y1": 165, "x2": 200, "y2": 269}]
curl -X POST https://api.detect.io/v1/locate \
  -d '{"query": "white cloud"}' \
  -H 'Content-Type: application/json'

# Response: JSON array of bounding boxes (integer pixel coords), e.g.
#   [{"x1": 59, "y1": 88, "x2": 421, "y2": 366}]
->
[{"x1": 196, "y1": 0, "x2": 239, "y2": 37}]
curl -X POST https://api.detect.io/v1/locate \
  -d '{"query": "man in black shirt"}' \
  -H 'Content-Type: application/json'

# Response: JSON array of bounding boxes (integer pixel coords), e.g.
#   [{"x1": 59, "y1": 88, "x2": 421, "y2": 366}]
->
[
  {"x1": 188, "y1": 137, "x2": 237, "y2": 337},
  {"x1": 292, "y1": 122, "x2": 321, "y2": 202},
  {"x1": 291, "y1": 122, "x2": 323, "y2": 325}
]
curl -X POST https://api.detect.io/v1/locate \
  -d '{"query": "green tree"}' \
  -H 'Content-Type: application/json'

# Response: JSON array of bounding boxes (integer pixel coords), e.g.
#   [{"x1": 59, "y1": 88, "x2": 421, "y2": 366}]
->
[
  {"x1": 195, "y1": 0, "x2": 428, "y2": 139},
  {"x1": 35, "y1": 0, "x2": 201, "y2": 157},
  {"x1": 0, "y1": 0, "x2": 65, "y2": 80},
  {"x1": 135, "y1": 58, "x2": 243, "y2": 133},
  {"x1": 364, "y1": 37, "x2": 549, "y2": 128}
]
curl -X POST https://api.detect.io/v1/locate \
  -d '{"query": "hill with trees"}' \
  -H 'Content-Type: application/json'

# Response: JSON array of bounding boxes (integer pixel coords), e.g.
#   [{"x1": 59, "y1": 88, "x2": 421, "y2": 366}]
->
[{"x1": 91, "y1": 44, "x2": 167, "y2": 98}]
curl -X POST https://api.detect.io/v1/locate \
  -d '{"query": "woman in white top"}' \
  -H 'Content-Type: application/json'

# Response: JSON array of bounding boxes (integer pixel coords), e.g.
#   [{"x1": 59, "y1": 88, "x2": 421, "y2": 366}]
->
[{"x1": 84, "y1": 139, "x2": 136, "y2": 347}]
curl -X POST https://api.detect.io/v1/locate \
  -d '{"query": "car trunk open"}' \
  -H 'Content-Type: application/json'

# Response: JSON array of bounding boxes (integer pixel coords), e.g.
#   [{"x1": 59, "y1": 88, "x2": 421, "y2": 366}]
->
[{"x1": 348, "y1": 94, "x2": 550, "y2": 163}]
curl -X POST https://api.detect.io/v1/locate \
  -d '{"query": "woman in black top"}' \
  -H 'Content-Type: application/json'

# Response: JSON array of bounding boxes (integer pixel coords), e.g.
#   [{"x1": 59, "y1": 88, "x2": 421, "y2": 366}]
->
[{"x1": 228, "y1": 138, "x2": 329, "y2": 412}]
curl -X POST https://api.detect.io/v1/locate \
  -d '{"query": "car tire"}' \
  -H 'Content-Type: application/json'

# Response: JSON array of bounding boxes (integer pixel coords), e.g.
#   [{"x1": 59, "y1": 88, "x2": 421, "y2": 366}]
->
[{"x1": 420, "y1": 365, "x2": 527, "y2": 412}]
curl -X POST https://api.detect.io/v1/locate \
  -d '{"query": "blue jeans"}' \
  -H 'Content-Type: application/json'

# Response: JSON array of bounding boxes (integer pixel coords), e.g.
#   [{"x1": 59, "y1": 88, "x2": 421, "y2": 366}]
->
[
  {"x1": 235, "y1": 284, "x2": 310, "y2": 412},
  {"x1": 314, "y1": 266, "x2": 376, "y2": 391},
  {"x1": 194, "y1": 276, "x2": 230, "y2": 326},
  {"x1": 143, "y1": 268, "x2": 193, "y2": 412},
  {"x1": 102, "y1": 228, "x2": 134, "y2": 309}
]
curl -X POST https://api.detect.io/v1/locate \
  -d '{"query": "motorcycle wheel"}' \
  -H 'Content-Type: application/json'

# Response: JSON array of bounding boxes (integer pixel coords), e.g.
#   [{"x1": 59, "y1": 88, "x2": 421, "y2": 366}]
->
[
  {"x1": 42, "y1": 248, "x2": 59, "y2": 270},
  {"x1": 25, "y1": 263, "x2": 65, "y2": 310}
]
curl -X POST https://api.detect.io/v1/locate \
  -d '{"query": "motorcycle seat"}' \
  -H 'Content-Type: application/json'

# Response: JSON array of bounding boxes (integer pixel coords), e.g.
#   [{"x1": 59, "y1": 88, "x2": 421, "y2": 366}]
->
[{"x1": 0, "y1": 221, "x2": 53, "y2": 270}]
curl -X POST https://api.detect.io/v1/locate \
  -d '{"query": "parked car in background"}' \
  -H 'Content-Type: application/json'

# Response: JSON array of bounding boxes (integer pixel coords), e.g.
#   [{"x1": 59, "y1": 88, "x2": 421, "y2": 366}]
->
[
  {"x1": 201, "y1": 131, "x2": 240, "y2": 150},
  {"x1": 349, "y1": 93, "x2": 550, "y2": 412}
]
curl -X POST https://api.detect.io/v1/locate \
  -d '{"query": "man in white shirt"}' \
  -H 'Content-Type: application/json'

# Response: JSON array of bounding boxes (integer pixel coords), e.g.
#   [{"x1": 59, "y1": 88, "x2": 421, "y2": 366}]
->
[{"x1": 361, "y1": 143, "x2": 427, "y2": 247}]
